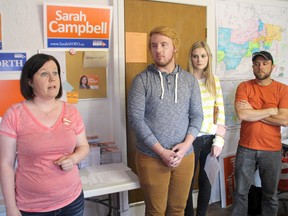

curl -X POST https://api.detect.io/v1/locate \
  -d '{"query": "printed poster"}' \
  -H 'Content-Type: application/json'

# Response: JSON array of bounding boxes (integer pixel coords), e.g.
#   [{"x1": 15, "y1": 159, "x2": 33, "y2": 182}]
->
[
  {"x1": 219, "y1": 153, "x2": 236, "y2": 208},
  {"x1": 66, "y1": 51, "x2": 107, "y2": 99},
  {"x1": 0, "y1": 52, "x2": 27, "y2": 72},
  {"x1": 216, "y1": 1, "x2": 288, "y2": 78},
  {"x1": 43, "y1": 3, "x2": 112, "y2": 49}
]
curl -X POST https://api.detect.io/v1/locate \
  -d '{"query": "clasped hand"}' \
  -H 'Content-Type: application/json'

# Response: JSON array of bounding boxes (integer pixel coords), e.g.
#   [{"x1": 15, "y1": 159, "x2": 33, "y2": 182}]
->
[
  {"x1": 160, "y1": 144, "x2": 189, "y2": 168},
  {"x1": 54, "y1": 153, "x2": 76, "y2": 172}
]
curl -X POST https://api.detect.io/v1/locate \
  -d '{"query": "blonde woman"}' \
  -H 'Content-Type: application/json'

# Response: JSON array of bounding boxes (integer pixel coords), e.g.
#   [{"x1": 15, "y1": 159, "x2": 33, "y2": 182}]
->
[{"x1": 185, "y1": 41, "x2": 226, "y2": 216}]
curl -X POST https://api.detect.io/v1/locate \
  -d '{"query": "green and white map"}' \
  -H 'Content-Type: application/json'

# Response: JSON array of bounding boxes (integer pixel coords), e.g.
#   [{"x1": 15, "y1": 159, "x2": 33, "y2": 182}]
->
[{"x1": 216, "y1": 0, "x2": 288, "y2": 78}]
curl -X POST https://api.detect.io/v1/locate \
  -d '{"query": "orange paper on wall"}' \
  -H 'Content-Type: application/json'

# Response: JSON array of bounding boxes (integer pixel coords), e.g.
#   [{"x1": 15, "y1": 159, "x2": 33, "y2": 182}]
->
[{"x1": 0, "y1": 80, "x2": 24, "y2": 116}]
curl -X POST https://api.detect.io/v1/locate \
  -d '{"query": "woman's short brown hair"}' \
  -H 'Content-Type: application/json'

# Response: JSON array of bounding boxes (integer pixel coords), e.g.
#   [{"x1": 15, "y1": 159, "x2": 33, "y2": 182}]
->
[{"x1": 20, "y1": 53, "x2": 63, "y2": 100}]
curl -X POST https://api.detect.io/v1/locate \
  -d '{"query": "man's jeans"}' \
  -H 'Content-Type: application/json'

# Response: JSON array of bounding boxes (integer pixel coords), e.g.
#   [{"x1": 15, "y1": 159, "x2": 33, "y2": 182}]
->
[{"x1": 231, "y1": 146, "x2": 282, "y2": 216}]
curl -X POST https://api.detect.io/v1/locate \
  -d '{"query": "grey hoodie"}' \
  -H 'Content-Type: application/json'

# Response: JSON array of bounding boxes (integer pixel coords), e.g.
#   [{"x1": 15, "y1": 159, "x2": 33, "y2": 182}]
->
[{"x1": 127, "y1": 64, "x2": 203, "y2": 158}]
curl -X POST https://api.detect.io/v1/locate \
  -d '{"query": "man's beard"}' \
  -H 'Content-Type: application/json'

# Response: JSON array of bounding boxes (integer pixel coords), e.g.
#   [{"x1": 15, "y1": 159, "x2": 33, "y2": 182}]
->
[
  {"x1": 154, "y1": 54, "x2": 174, "y2": 68},
  {"x1": 254, "y1": 70, "x2": 272, "y2": 80}
]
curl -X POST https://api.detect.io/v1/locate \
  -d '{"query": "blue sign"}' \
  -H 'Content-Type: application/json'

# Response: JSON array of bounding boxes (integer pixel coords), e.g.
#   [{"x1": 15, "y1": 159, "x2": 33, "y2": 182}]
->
[
  {"x1": 47, "y1": 38, "x2": 109, "y2": 48},
  {"x1": 0, "y1": 52, "x2": 27, "y2": 72}
]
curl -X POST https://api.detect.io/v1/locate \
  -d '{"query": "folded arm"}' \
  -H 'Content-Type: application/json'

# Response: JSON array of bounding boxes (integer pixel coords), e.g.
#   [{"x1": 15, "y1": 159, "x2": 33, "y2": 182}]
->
[
  {"x1": 261, "y1": 108, "x2": 288, "y2": 126},
  {"x1": 235, "y1": 100, "x2": 278, "y2": 122}
]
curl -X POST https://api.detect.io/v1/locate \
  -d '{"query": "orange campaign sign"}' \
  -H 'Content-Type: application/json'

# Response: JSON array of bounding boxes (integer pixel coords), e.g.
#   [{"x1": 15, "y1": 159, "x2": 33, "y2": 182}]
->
[
  {"x1": 220, "y1": 154, "x2": 236, "y2": 208},
  {"x1": 223, "y1": 155, "x2": 236, "y2": 206},
  {"x1": 44, "y1": 3, "x2": 112, "y2": 49}
]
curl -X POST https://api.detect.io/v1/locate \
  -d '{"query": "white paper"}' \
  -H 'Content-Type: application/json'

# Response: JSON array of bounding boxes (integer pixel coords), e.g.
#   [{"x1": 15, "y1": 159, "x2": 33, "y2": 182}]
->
[
  {"x1": 204, "y1": 154, "x2": 220, "y2": 186},
  {"x1": 81, "y1": 163, "x2": 132, "y2": 186},
  {"x1": 62, "y1": 80, "x2": 74, "y2": 92},
  {"x1": 282, "y1": 138, "x2": 288, "y2": 146},
  {"x1": 83, "y1": 51, "x2": 107, "y2": 68},
  {"x1": 85, "y1": 163, "x2": 131, "y2": 173}
]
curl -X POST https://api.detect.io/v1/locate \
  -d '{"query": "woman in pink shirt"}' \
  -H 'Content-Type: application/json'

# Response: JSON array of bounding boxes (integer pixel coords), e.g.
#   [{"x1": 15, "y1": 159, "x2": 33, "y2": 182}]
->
[{"x1": 0, "y1": 54, "x2": 90, "y2": 216}]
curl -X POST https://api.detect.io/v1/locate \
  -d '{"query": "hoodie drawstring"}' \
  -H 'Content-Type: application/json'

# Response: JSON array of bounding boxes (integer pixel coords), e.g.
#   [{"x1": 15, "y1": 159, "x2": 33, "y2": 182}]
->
[
  {"x1": 158, "y1": 70, "x2": 178, "y2": 103},
  {"x1": 175, "y1": 73, "x2": 178, "y2": 103},
  {"x1": 158, "y1": 71, "x2": 164, "y2": 100}
]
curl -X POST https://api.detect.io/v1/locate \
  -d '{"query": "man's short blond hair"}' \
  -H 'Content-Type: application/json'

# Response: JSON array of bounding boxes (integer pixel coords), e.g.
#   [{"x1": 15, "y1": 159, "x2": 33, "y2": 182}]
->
[{"x1": 148, "y1": 26, "x2": 180, "y2": 58}]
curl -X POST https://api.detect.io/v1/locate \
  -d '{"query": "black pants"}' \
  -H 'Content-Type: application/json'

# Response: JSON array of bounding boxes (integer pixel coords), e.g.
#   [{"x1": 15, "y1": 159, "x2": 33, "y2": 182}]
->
[{"x1": 185, "y1": 135, "x2": 215, "y2": 216}]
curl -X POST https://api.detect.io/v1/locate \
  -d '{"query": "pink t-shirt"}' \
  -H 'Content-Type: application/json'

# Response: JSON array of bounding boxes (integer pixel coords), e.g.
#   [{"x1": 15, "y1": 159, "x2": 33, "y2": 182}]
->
[{"x1": 0, "y1": 101, "x2": 84, "y2": 212}]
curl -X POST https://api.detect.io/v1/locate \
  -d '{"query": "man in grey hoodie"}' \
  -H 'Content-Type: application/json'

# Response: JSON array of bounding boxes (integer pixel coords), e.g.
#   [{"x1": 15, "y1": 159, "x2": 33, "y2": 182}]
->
[{"x1": 127, "y1": 26, "x2": 203, "y2": 215}]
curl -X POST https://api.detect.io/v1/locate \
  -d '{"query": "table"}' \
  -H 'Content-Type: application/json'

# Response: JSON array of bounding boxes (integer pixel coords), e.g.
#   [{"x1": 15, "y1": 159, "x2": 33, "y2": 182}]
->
[
  {"x1": 80, "y1": 163, "x2": 140, "y2": 216},
  {"x1": 282, "y1": 138, "x2": 288, "y2": 150}
]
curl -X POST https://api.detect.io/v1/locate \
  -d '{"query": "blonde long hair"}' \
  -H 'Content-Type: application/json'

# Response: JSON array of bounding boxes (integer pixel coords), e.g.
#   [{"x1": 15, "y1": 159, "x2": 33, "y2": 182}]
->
[{"x1": 187, "y1": 41, "x2": 216, "y2": 97}]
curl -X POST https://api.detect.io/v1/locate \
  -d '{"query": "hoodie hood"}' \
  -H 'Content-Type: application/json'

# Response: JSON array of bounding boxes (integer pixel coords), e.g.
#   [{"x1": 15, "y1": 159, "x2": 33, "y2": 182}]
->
[{"x1": 147, "y1": 64, "x2": 180, "y2": 103}]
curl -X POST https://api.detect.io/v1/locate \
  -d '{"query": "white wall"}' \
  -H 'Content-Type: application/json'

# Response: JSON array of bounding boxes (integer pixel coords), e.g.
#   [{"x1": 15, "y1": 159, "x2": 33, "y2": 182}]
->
[{"x1": 1, "y1": 0, "x2": 288, "y2": 214}]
